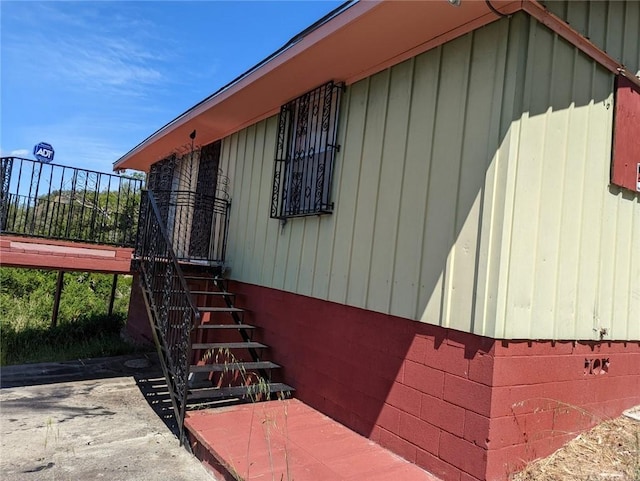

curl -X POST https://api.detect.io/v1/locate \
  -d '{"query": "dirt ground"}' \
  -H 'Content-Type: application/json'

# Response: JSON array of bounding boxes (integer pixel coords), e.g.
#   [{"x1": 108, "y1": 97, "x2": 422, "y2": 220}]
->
[{"x1": 512, "y1": 407, "x2": 640, "y2": 481}]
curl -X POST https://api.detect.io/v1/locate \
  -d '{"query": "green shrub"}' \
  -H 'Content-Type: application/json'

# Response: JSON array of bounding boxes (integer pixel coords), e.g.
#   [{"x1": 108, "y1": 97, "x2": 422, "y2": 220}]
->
[{"x1": 0, "y1": 267, "x2": 140, "y2": 365}]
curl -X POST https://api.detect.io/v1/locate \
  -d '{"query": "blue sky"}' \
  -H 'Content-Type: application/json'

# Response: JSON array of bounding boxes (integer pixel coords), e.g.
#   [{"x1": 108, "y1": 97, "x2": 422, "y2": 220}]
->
[{"x1": 1, "y1": 1, "x2": 344, "y2": 173}]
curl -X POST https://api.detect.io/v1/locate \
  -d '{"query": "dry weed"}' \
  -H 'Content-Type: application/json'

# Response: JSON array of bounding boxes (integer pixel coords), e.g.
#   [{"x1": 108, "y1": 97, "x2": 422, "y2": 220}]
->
[{"x1": 512, "y1": 412, "x2": 640, "y2": 481}]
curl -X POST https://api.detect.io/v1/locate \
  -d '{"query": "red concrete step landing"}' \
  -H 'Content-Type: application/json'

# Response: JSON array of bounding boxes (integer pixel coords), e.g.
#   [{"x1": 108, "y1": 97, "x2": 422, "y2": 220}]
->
[{"x1": 185, "y1": 399, "x2": 441, "y2": 481}]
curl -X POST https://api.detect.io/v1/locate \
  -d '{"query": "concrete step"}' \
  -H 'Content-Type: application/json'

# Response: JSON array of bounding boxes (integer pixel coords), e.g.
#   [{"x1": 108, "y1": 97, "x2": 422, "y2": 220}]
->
[
  {"x1": 189, "y1": 361, "x2": 280, "y2": 373},
  {"x1": 197, "y1": 306, "x2": 243, "y2": 313},
  {"x1": 187, "y1": 383, "x2": 293, "y2": 401},
  {"x1": 196, "y1": 323, "x2": 255, "y2": 330},
  {"x1": 191, "y1": 342, "x2": 267, "y2": 350}
]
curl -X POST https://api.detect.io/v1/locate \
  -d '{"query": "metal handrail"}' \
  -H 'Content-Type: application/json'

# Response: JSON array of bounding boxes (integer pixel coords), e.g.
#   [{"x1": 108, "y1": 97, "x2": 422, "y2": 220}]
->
[
  {"x1": 136, "y1": 189, "x2": 201, "y2": 443},
  {"x1": 0, "y1": 156, "x2": 142, "y2": 246}
]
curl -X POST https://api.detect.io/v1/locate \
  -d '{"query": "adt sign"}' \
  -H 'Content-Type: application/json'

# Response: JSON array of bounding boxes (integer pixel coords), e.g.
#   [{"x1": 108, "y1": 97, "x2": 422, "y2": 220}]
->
[{"x1": 33, "y1": 142, "x2": 55, "y2": 163}]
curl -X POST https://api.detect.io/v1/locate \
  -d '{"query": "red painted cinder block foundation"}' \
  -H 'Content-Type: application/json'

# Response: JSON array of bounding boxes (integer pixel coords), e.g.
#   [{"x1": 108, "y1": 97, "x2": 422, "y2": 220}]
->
[
  {"x1": 213, "y1": 281, "x2": 640, "y2": 481},
  {"x1": 125, "y1": 273, "x2": 154, "y2": 345}
]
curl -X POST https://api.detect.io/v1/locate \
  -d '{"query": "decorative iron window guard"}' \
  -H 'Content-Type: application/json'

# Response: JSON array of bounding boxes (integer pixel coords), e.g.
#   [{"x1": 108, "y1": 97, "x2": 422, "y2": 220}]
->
[{"x1": 271, "y1": 81, "x2": 344, "y2": 219}]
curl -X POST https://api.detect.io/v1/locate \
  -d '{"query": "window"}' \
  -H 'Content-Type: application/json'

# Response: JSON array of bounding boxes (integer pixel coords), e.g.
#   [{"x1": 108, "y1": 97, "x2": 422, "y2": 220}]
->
[
  {"x1": 611, "y1": 74, "x2": 640, "y2": 193},
  {"x1": 270, "y1": 81, "x2": 343, "y2": 219}
]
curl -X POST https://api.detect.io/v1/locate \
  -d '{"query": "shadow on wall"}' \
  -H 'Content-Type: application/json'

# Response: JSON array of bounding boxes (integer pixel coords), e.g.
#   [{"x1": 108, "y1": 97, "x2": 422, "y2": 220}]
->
[
  {"x1": 405, "y1": 12, "x2": 619, "y2": 337},
  {"x1": 225, "y1": 13, "x2": 621, "y2": 345},
  {"x1": 236, "y1": 281, "x2": 640, "y2": 480},
  {"x1": 220, "y1": 12, "x2": 637, "y2": 481}
]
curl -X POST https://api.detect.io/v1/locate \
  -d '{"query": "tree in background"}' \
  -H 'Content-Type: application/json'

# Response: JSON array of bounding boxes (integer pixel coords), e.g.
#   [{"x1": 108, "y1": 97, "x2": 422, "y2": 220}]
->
[
  {"x1": 0, "y1": 267, "x2": 136, "y2": 365},
  {"x1": 1, "y1": 159, "x2": 144, "y2": 246}
]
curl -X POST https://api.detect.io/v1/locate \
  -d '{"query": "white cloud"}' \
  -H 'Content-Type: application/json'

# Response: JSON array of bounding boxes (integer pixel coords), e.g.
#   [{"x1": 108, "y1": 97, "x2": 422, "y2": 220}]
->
[
  {"x1": 20, "y1": 117, "x2": 130, "y2": 172},
  {"x1": 0, "y1": 148, "x2": 30, "y2": 158},
  {"x1": 3, "y1": 3, "x2": 168, "y2": 99},
  {"x1": 47, "y1": 37, "x2": 163, "y2": 94},
  {"x1": 1, "y1": 3, "x2": 177, "y2": 172},
  {"x1": 8, "y1": 36, "x2": 164, "y2": 98}
]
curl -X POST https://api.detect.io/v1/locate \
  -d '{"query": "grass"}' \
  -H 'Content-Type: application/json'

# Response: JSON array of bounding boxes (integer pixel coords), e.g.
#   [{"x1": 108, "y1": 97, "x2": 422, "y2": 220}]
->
[
  {"x1": 1, "y1": 312, "x2": 143, "y2": 366},
  {"x1": 0, "y1": 267, "x2": 143, "y2": 366},
  {"x1": 198, "y1": 347, "x2": 292, "y2": 481}
]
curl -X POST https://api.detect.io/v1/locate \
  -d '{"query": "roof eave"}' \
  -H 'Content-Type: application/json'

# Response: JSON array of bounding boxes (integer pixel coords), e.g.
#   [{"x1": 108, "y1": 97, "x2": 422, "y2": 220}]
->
[{"x1": 118, "y1": 1, "x2": 615, "y2": 172}]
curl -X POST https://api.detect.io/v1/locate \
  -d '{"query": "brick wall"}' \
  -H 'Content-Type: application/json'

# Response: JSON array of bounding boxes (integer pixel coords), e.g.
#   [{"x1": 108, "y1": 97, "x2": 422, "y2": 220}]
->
[
  {"x1": 229, "y1": 281, "x2": 495, "y2": 480},
  {"x1": 226, "y1": 281, "x2": 640, "y2": 480},
  {"x1": 125, "y1": 273, "x2": 153, "y2": 344},
  {"x1": 485, "y1": 340, "x2": 640, "y2": 479}
]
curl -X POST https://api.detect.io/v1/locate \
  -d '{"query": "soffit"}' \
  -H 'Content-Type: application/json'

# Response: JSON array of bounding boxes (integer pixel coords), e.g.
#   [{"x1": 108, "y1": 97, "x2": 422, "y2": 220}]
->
[{"x1": 115, "y1": 0, "x2": 519, "y2": 171}]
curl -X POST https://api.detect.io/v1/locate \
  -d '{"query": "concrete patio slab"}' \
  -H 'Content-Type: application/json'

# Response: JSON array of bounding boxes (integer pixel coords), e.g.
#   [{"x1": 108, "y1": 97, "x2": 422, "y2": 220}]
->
[
  {"x1": 186, "y1": 399, "x2": 441, "y2": 481},
  {"x1": 0, "y1": 354, "x2": 215, "y2": 481}
]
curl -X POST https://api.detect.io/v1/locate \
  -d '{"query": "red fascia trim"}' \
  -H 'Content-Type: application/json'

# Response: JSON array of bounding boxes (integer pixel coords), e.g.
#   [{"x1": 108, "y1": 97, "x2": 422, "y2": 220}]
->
[
  {"x1": 619, "y1": 68, "x2": 640, "y2": 90},
  {"x1": 523, "y1": 0, "x2": 640, "y2": 90}
]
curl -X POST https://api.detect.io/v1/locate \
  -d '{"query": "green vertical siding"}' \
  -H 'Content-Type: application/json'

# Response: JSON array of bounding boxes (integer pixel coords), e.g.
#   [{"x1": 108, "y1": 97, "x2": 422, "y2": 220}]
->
[
  {"x1": 222, "y1": 11, "x2": 639, "y2": 340},
  {"x1": 224, "y1": 17, "x2": 516, "y2": 336},
  {"x1": 495, "y1": 15, "x2": 640, "y2": 340},
  {"x1": 542, "y1": 0, "x2": 640, "y2": 76}
]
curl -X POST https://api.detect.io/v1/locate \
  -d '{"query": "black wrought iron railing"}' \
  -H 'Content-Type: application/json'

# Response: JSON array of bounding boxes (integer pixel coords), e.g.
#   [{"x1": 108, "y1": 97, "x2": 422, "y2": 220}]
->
[
  {"x1": 150, "y1": 189, "x2": 230, "y2": 264},
  {"x1": 135, "y1": 190, "x2": 200, "y2": 443},
  {"x1": 0, "y1": 157, "x2": 142, "y2": 246}
]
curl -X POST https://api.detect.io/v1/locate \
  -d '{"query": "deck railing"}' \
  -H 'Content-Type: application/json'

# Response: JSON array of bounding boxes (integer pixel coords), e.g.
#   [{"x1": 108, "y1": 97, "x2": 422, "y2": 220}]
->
[
  {"x1": 0, "y1": 157, "x2": 142, "y2": 246},
  {"x1": 135, "y1": 189, "x2": 200, "y2": 443}
]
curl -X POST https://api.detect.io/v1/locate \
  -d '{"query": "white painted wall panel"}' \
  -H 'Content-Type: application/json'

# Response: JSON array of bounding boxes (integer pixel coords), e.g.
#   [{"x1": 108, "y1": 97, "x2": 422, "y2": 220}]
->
[
  {"x1": 449, "y1": 21, "x2": 508, "y2": 333},
  {"x1": 326, "y1": 83, "x2": 362, "y2": 305},
  {"x1": 367, "y1": 61, "x2": 412, "y2": 315}
]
